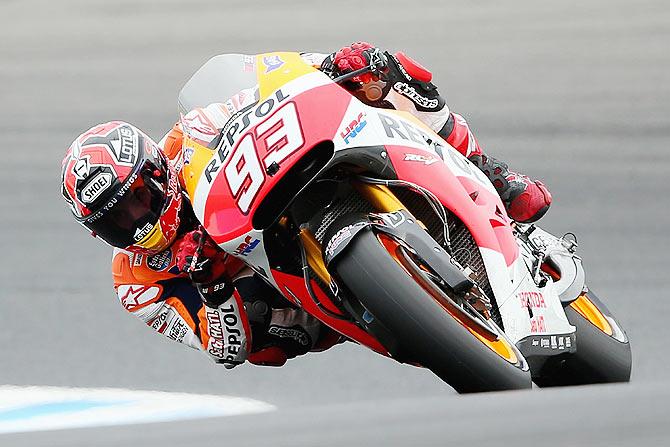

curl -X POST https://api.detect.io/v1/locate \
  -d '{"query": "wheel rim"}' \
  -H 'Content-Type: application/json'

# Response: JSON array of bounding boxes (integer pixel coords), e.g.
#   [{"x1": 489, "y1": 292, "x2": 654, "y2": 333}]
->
[
  {"x1": 377, "y1": 233, "x2": 522, "y2": 366},
  {"x1": 570, "y1": 293, "x2": 613, "y2": 336}
]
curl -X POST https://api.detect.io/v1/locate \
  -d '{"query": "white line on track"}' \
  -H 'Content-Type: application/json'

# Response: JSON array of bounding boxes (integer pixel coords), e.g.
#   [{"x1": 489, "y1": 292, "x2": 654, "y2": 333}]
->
[{"x1": 0, "y1": 385, "x2": 276, "y2": 434}]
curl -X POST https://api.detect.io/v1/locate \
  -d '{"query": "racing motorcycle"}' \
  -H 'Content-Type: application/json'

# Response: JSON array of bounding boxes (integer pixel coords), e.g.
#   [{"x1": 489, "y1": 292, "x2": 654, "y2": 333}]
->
[{"x1": 175, "y1": 52, "x2": 632, "y2": 393}]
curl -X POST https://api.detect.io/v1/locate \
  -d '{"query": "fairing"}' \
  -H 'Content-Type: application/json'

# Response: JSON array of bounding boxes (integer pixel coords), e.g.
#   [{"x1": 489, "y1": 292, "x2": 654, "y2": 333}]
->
[
  {"x1": 178, "y1": 51, "x2": 574, "y2": 353},
  {"x1": 178, "y1": 54, "x2": 260, "y2": 114}
]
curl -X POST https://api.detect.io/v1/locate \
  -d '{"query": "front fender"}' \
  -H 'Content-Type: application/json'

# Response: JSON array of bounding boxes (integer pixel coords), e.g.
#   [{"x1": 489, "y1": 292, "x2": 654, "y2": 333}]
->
[{"x1": 323, "y1": 210, "x2": 473, "y2": 294}]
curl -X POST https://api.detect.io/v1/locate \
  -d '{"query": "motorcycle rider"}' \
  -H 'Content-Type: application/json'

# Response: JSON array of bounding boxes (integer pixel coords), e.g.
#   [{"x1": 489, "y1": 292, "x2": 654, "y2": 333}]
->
[{"x1": 61, "y1": 43, "x2": 552, "y2": 368}]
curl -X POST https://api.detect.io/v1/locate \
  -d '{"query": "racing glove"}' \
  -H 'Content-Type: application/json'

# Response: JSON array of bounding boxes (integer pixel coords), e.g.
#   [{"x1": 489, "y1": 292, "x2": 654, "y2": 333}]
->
[
  {"x1": 175, "y1": 229, "x2": 252, "y2": 367},
  {"x1": 176, "y1": 231, "x2": 342, "y2": 367},
  {"x1": 323, "y1": 42, "x2": 445, "y2": 112},
  {"x1": 174, "y1": 227, "x2": 236, "y2": 307}
]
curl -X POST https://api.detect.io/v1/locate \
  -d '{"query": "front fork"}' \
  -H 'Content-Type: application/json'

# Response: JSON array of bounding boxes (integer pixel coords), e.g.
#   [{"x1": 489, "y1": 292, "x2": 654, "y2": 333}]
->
[{"x1": 297, "y1": 183, "x2": 405, "y2": 284}]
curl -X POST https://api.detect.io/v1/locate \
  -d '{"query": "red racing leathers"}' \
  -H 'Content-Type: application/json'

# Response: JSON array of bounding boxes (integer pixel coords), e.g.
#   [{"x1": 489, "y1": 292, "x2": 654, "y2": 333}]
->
[{"x1": 112, "y1": 49, "x2": 527, "y2": 368}]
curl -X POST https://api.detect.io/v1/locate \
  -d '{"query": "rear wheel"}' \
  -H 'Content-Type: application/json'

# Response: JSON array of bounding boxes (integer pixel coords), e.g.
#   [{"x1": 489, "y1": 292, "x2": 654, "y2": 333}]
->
[
  {"x1": 533, "y1": 290, "x2": 632, "y2": 387},
  {"x1": 332, "y1": 227, "x2": 532, "y2": 393}
]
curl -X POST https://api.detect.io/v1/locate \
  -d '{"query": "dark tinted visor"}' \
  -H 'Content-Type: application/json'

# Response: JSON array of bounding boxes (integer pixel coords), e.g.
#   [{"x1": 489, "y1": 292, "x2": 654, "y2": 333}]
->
[{"x1": 81, "y1": 156, "x2": 169, "y2": 249}]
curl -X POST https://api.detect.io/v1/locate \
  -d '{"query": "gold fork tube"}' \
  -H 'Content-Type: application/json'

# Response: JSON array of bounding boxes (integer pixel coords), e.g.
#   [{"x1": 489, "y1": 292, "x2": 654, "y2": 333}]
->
[
  {"x1": 353, "y1": 183, "x2": 405, "y2": 213},
  {"x1": 298, "y1": 183, "x2": 411, "y2": 284},
  {"x1": 298, "y1": 228, "x2": 331, "y2": 284}
]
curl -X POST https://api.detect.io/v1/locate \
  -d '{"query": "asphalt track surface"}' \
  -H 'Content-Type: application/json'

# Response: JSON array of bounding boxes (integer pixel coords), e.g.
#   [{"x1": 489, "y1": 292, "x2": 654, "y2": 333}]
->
[{"x1": 1, "y1": 0, "x2": 669, "y2": 445}]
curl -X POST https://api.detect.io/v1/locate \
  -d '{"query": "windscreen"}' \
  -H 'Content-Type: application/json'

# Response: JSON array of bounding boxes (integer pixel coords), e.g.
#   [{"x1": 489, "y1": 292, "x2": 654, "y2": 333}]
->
[{"x1": 178, "y1": 54, "x2": 259, "y2": 114}]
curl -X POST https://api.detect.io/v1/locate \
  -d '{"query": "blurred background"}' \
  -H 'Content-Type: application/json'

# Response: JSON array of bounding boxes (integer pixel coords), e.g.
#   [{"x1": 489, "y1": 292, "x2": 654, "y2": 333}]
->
[{"x1": 1, "y1": 0, "x2": 668, "y2": 444}]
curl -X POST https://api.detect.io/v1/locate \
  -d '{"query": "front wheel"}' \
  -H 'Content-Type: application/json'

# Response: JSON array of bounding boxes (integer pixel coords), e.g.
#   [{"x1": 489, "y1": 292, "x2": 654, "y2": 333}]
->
[
  {"x1": 332, "y1": 227, "x2": 532, "y2": 393},
  {"x1": 533, "y1": 290, "x2": 632, "y2": 387}
]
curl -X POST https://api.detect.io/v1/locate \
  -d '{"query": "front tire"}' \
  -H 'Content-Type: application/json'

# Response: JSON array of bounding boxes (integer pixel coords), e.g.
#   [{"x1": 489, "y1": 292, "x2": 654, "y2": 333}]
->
[{"x1": 333, "y1": 228, "x2": 532, "y2": 393}]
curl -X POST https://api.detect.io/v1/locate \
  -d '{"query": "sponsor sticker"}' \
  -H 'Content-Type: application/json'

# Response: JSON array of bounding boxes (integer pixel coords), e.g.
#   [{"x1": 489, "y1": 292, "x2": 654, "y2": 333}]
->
[
  {"x1": 147, "y1": 249, "x2": 172, "y2": 271},
  {"x1": 531, "y1": 335, "x2": 572, "y2": 350},
  {"x1": 378, "y1": 113, "x2": 491, "y2": 186},
  {"x1": 119, "y1": 285, "x2": 161, "y2": 311},
  {"x1": 378, "y1": 211, "x2": 406, "y2": 228},
  {"x1": 183, "y1": 147, "x2": 195, "y2": 165},
  {"x1": 150, "y1": 307, "x2": 173, "y2": 334},
  {"x1": 392, "y1": 81, "x2": 439, "y2": 109},
  {"x1": 203, "y1": 89, "x2": 289, "y2": 184},
  {"x1": 167, "y1": 318, "x2": 189, "y2": 342},
  {"x1": 530, "y1": 315, "x2": 546, "y2": 333},
  {"x1": 80, "y1": 172, "x2": 112, "y2": 204},
  {"x1": 324, "y1": 223, "x2": 367, "y2": 259},
  {"x1": 263, "y1": 55, "x2": 284, "y2": 73},
  {"x1": 133, "y1": 222, "x2": 154, "y2": 242},
  {"x1": 115, "y1": 125, "x2": 139, "y2": 165},
  {"x1": 243, "y1": 55, "x2": 255, "y2": 72},
  {"x1": 403, "y1": 153, "x2": 439, "y2": 166},
  {"x1": 268, "y1": 325, "x2": 310, "y2": 346},
  {"x1": 233, "y1": 236, "x2": 260, "y2": 257},
  {"x1": 340, "y1": 112, "x2": 367, "y2": 144},
  {"x1": 205, "y1": 300, "x2": 247, "y2": 366},
  {"x1": 518, "y1": 291, "x2": 547, "y2": 309}
]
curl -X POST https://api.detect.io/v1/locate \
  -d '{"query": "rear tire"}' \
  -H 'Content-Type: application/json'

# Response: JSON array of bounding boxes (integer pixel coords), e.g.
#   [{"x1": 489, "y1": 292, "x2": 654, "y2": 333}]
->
[
  {"x1": 333, "y1": 228, "x2": 532, "y2": 393},
  {"x1": 533, "y1": 291, "x2": 632, "y2": 387}
]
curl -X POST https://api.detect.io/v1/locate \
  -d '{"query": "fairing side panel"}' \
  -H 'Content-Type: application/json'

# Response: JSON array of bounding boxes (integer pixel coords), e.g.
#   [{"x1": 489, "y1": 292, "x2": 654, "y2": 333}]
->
[
  {"x1": 483, "y1": 247, "x2": 575, "y2": 344},
  {"x1": 218, "y1": 229, "x2": 279, "y2": 290},
  {"x1": 330, "y1": 100, "x2": 519, "y2": 268},
  {"x1": 386, "y1": 145, "x2": 517, "y2": 261},
  {"x1": 270, "y1": 270, "x2": 388, "y2": 354},
  {"x1": 192, "y1": 72, "x2": 352, "y2": 243}
]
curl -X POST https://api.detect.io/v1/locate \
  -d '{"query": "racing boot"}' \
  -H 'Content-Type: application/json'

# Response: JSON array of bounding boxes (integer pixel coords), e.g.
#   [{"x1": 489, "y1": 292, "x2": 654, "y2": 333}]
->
[
  {"x1": 439, "y1": 112, "x2": 552, "y2": 223},
  {"x1": 468, "y1": 153, "x2": 552, "y2": 223}
]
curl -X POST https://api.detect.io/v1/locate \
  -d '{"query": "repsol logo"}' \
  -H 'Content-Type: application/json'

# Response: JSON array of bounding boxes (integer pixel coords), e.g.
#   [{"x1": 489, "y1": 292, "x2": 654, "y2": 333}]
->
[
  {"x1": 204, "y1": 89, "x2": 289, "y2": 184},
  {"x1": 378, "y1": 113, "x2": 489, "y2": 185},
  {"x1": 81, "y1": 172, "x2": 112, "y2": 204},
  {"x1": 206, "y1": 303, "x2": 244, "y2": 364}
]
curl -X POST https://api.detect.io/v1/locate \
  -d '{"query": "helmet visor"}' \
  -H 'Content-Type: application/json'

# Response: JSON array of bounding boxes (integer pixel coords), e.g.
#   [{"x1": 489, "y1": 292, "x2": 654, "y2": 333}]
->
[{"x1": 81, "y1": 156, "x2": 170, "y2": 249}]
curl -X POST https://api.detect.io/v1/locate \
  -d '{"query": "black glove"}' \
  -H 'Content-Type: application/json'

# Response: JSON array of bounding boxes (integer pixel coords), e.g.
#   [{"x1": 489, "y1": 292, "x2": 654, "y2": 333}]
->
[
  {"x1": 383, "y1": 52, "x2": 445, "y2": 112},
  {"x1": 197, "y1": 277, "x2": 235, "y2": 308},
  {"x1": 322, "y1": 43, "x2": 445, "y2": 112},
  {"x1": 173, "y1": 228, "x2": 236, "y2": 307}
]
